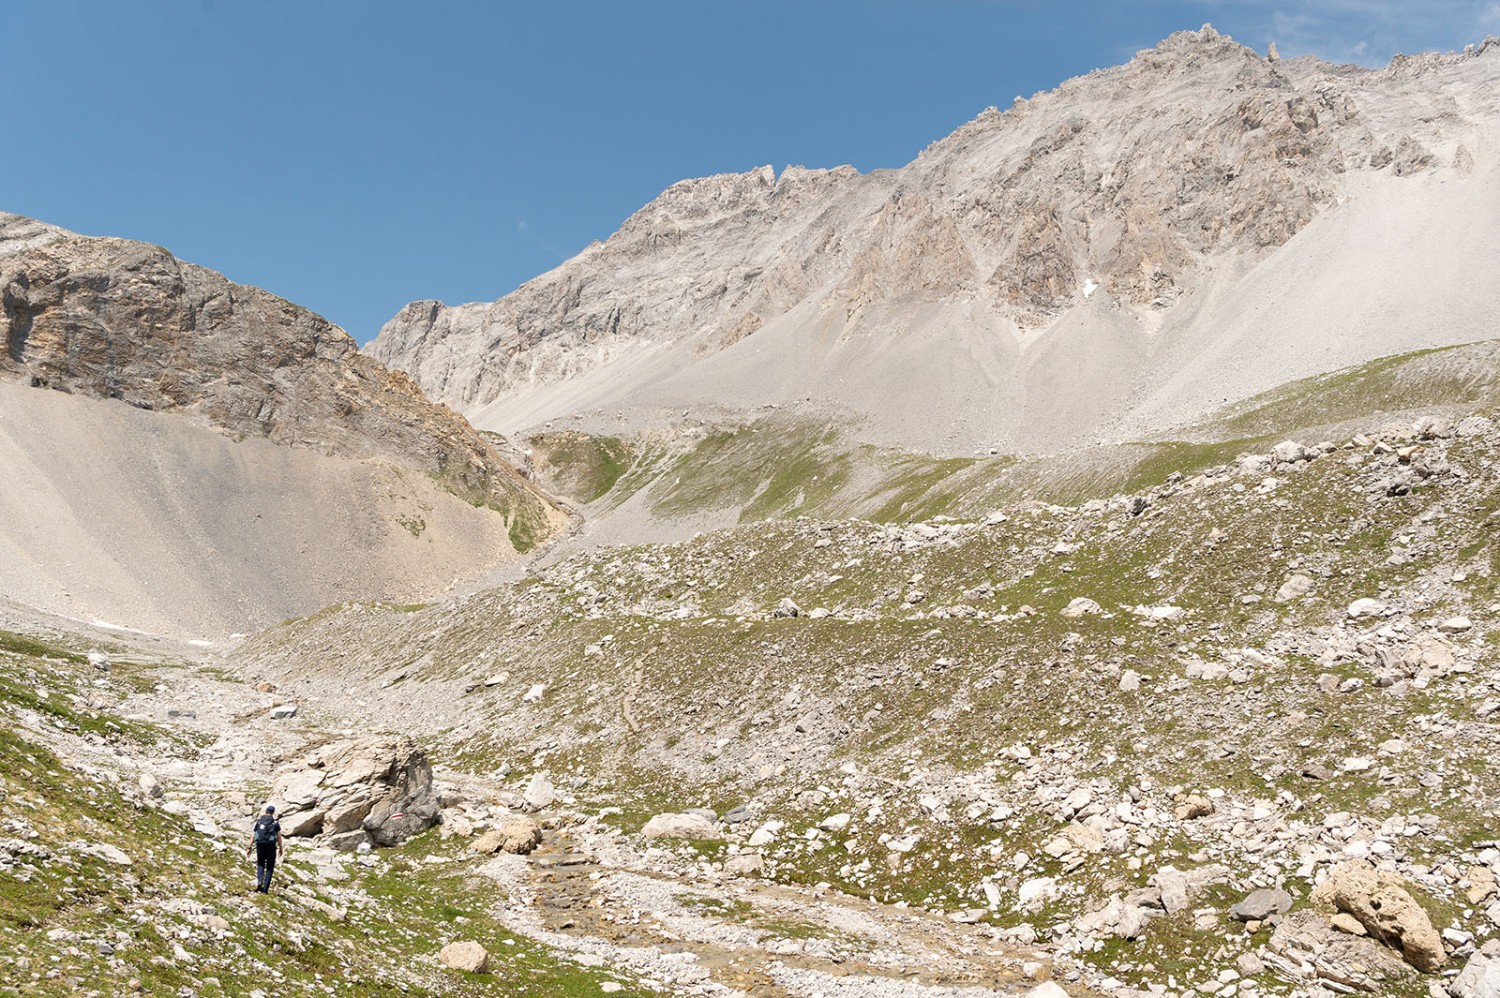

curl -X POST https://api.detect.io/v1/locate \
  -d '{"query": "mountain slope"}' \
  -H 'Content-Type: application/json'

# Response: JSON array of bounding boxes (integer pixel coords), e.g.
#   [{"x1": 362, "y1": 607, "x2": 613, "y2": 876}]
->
[
  {"x1": 0, "y1": 213, "x2": 568, "y2": 638},
  {"x1": 369, "y1": 28, "x2": 1500, "y2": 455}
]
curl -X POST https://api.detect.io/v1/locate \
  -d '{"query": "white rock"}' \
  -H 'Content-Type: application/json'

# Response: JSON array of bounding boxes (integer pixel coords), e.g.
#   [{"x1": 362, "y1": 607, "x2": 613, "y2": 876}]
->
[
  {"x1": 1119, "y1": 669, "x2": 1141, "y2": 692},
  {"x1": 1018, "y1": 877, "x2": 1058, "y2": 909},
  {"x1": 1439, "y1": 616, "x2": 1473, "y2": 633},
  {"x1": 1060, "y1": 597, "x2": 1102, "y2": 618},
  {"x1": 523, "y1": 773, "x2": 556, "y2": 810},
  {"x1": 522, "y1": 683, "x2": 546, "y2": 703},
  {"x1": 641, "y1": 812, "x2": 717, "y2": 840},
  {"x1": 818, "y1": 813, "x2": 852, "y2": 832},
  {"x1": 1347, "y1": 598, "x2": 1387, "y2": 619}
]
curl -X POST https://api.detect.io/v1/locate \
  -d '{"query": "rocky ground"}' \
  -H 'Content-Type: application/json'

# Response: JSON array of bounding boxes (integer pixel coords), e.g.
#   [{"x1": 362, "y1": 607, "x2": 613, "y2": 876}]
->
[
  {"x1": 0, "y1": 628, "x2": 1079, "y2": 997},
  {"x1": 5, "y1": 383, "x2": 1500, "y2": 998},
  {"x1": 208, "y1": 400, "x2": 1500, "y2": 997}
]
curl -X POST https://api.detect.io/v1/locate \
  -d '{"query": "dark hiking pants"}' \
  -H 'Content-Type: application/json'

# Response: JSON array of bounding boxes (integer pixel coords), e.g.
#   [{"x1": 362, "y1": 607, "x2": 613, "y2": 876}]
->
[{"x1": 255, "y1": 843, "x2": 278, "y2": 892}]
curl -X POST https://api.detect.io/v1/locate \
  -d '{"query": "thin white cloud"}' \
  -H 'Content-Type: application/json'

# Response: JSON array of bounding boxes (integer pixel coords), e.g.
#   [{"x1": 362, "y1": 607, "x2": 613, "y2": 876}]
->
[{"x1": 1200, "y1": 0, "x2": 1495, "y2": 65}]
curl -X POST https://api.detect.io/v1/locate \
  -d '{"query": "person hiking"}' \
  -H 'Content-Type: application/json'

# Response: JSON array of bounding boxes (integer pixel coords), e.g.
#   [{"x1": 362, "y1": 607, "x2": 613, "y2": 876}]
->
[{"x1": 247, "y1": 805, "x2": 283, "y2": 894}]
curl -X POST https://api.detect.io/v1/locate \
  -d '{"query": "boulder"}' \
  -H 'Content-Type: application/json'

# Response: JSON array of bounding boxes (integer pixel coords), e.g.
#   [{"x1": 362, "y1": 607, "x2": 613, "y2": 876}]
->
[
  {"x1": 275, "y1": 736, "x2": 439, "y2": 849},
  {"x1": 1452, "y1": 942, "x2": 1500, "y2": 998},
  {"x1": 1275, "y1": 574, "x2": 1315, "y2": 602},
  {"x1": 470, "y1": 816, "x2": 542, "y2": 856},
  {"x1": 438, "y1": 940, "x2": 488, "y2": 973},
  {"x1": 324, "y1": 794, "x2": 374, "y2": 835},
  {"x1": 1060, "y1": 597, "x2": 1102, "y2": 618},
  {"x1": 1229, "y1": 887, "x2": 1292, "y2": 922},
  {"x1": 1271, "y1": 440, "x2": 1310, "y2": 464},
  {"x1": 1024, "y1": 983, "x2": 1071, "y2": 998},
  {"x1": 1312, "y1": 859, "x2": 1447, "y2": 972},
  {"x1": 523, "y1": 773, "x2": 556, "y2": 810},
  {"x1": 641, "y1": 812, "x2": 718, "y2": 840},
  {"x1": 1347, "y1": 598, "x2": 1388, "y2": 620},
  {"x1": 1269, "y1": 910, "x2": 1419, "y2": 992}
]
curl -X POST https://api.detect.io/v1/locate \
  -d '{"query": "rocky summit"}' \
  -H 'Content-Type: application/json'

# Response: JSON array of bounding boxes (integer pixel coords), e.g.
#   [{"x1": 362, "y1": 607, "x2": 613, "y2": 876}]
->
[
  {"x1": 370, "y1": 28, "x2": 1500, "y2": 455},
  {"x1": 3, "y1": 25, "x2": 1500, "y2": 998}
]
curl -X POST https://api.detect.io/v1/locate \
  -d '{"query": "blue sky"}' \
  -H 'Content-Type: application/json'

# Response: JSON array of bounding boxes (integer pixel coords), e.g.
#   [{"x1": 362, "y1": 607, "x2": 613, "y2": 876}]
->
[{"x1": 4, "y1": 1, "x2": 1497, "y2": 343}]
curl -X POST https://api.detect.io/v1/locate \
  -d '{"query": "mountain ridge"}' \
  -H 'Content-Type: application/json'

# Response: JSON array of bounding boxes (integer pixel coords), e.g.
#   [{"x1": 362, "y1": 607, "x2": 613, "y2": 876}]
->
[{"x1": 368, "y1": 26, "x2": 1500, "y2": 456}]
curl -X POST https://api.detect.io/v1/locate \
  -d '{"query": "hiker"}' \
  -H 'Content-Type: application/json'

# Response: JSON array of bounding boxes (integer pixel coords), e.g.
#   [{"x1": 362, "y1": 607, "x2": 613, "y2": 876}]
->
[{"x1": 247, "y1": 804, "x2": 284, "y2": 894}]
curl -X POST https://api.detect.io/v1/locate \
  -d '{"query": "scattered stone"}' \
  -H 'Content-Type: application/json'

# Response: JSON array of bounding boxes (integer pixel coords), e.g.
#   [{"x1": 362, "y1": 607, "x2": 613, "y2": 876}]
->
[
  {"x1": 1439, "y1": 616, "x2": 1473, "y2": 633},
  {"x1": 269, "y1": 704, "x2": 298, "y2": 720},
  {"x1": 1060, "y1": 597, "x2": 1102, "y2": 618},
  {"x1": 774, "y1": 598, "x2": 801, "y2": 618},
  {"x1": 1118, "y1": 669, "x2": 1141, "y2": 692}
]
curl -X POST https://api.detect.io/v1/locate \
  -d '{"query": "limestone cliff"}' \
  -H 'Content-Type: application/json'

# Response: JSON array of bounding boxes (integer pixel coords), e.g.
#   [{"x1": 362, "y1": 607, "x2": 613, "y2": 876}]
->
[{"x1": 0, "y1": 212, "x2": 562, "y2": 537}]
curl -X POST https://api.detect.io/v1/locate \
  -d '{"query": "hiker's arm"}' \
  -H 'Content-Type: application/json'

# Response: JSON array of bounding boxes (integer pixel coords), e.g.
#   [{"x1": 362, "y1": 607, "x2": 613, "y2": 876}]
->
[{"x1": 277, "y1": 830, "x2": 284, "y2": 856}]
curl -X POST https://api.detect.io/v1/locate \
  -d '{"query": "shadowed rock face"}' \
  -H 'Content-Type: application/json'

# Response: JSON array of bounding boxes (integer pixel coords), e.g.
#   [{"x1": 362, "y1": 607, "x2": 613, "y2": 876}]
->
[
  {"x1": 368, "y1": 27, "x2": 1500, "y2": 444},
  {"x1": 0, "y1": 213, "x2": 558, "y2": 525}
]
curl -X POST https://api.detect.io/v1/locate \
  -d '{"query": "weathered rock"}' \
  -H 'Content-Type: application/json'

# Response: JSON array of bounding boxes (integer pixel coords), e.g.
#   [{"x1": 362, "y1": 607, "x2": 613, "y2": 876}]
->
[
  {"x1": 1060, "y1": 597, "x2": 1102, "y2": 618},
  {"x1": 438, "y1": 940, "x2": 488, "y2": 973},
  {"x1": 1269, "y1": 910, "x2": 1418, "y2": 992},
  {"x1": 1275, "y1": 573, "x2": 1315, "y2": 602},
  {"x1": 1312, "y1": 859, "x2": 1447, "y2": 972},
  {"x1": 1348, "y1": 598, "x2": 1388, "y2": 619},
  {"x1": 1230, "y1": 887, "x2": 1292, "y2": 922},
  {"x1": 523, "y1": 773, "x2": 556, "y2": 810},
  {"x1": 470, "y1": 816, "x2": 542, "y2": 856},
  {"x1": 641, "y1": 812, "x2": 718, "y2": 840},
  {"x1": 1451, "y1": 942, "x2": 1500, "y2": 998},
  {"x1": 279, "y1": 809, "x2": 325, "y2": 838},
  {"x1": 0, "y1": 213, "x2": 559, "y2": 522},
  {"x1": 275, "y1": 736, "x2": 440, "y2": 849},
  {"x1": 723, "y1": 852, "x2": 763, "y2": 877}
]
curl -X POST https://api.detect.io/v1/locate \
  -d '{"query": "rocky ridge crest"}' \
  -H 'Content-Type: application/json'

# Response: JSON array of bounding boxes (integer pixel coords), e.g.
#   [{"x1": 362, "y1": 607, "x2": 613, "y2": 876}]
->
[{"x1": 369, "y1": 27, "x2": 1500, "y2": 446}]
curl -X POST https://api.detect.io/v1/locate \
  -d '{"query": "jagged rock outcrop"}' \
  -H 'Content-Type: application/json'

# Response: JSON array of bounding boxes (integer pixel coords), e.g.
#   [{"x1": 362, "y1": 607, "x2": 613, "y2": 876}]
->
[
  {"x1": 0, "y1": 212, "x2": 559, "y2": 529},
  {"x1": 369, "y1": 28, "x2": 1500, "y2": 453},
  {"x1": 272, "y1": 736, "x2": 441, "y2": 850}
]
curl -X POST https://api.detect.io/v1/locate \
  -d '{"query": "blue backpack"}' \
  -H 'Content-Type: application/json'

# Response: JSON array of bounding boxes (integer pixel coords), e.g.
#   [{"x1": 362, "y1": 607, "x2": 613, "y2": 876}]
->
[{"x1": 252, "y1": 815, "x2": 279, "y2": 845}]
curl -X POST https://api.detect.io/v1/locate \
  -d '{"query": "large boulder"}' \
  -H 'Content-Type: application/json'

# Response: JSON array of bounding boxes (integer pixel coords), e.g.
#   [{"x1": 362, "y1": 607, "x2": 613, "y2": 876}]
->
[
  {"x1": 438, "y1": 940, "x2": 488, "y2": 973},
  {"x1": 1312, "y1": 860, "x2": 1447, "y2": 972},
  {"x1": 641, "y1": 812, "x2": 718, "y2": 840},
  {"x1": 271, "y1": 736, "x2": 440, "y2": 848}
]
